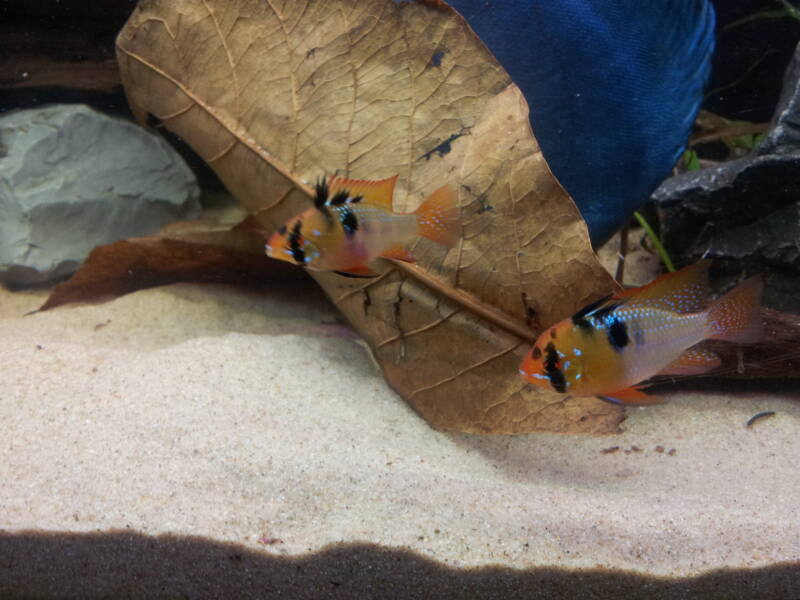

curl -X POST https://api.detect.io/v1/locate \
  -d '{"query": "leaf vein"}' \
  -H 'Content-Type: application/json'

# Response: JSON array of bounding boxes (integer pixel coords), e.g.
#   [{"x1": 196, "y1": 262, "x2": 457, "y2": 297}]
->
[{"x1": 408, "y1": 341, "x2": 523, "y2": 398}]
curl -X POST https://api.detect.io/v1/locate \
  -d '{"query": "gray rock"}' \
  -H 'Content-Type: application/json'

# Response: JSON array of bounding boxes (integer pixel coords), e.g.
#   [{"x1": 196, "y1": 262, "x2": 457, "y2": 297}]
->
[
  {"x1": 759, "y1": 39, "x2": 800, "y2": 155},
  {"x1": 653, "y1": 43, "x2": 800, "y2": 313},
  {"x1": 0, "y1": 104, "x2": 200, "y2": 288}
]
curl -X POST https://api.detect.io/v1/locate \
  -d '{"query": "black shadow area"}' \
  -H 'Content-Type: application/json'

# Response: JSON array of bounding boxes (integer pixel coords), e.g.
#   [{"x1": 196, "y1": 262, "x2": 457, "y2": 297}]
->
[{"x1": 0, "y1": 530, "x2": 798, "y2": 599}]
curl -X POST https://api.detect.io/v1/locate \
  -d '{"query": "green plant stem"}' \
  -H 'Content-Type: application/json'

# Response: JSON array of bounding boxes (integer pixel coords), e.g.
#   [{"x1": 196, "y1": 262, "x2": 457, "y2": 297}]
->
[
  {"x1": 633, "y1": 211, "x2": 675, "y2": 272},
  {"x1": 724, "y1": 9, "x2": 788, "y2": 30},
  {"x1": 776, "y1": 0, "x2": 800, "y2": 22}
]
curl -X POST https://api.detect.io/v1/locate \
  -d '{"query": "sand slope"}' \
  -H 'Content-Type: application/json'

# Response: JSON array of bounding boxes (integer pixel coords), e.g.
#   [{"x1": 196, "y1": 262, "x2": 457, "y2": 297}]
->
[{"x1": 1, "y1": 282, "x2": 798, "y2": 598}]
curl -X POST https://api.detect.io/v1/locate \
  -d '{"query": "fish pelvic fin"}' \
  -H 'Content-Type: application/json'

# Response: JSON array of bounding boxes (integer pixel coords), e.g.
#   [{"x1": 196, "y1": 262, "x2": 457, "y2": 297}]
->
[
  {"x1": 381, "y1": 244, "x2": 416, "y2": 263},
  {"x1": 415, "y1": 184, "x2": 459, "y2": 248},
  {"x1": 334, "y1": 265, "x2": 379, "y2": 278},
  {"x1": 706, "y1": 276, "x2": 764, "y2": 344},
  {"x1": 615, "y1": 260, "x2": 711, "y2": 313},
  {"x1": 658, "y1": 347, "x2": 721, "y2": 376},
  {"x1": 598, "y1": 386, "x2": 666, "y2": 406}
]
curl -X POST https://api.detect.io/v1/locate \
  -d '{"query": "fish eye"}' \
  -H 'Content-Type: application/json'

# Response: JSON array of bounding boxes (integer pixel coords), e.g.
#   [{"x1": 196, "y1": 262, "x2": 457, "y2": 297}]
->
[
  {"x1": 531, "y1": 346, "x2": 542, "y2": 359},
  {"x1": 277, "y1": 224, "x2": 287, "y2": 235}
]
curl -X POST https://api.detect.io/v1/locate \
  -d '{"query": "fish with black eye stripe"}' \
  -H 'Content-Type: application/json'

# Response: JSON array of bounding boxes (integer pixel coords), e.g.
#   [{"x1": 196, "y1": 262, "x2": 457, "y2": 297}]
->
[
  {"x1": 519, "y1": 261, "x2": 764, "y2": 405},
  {"x1": 266, "y1": 175, "x2": 459, "y2": 277}
]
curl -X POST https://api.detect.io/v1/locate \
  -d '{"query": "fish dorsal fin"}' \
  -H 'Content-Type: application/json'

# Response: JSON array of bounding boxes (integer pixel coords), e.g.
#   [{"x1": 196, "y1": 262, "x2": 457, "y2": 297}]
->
[
  {"x1": 327, "y1": 175, "x2": 397, "y2": 209},
  {"x1": 313, "y1": 178, "x2": 331, "y2": 211},
  {"x1": 572, "y1": 293, "x2": 617, "y2": 322},
  {"x1": 614, "y1": 261, "x2": 711, "y2": 313}
]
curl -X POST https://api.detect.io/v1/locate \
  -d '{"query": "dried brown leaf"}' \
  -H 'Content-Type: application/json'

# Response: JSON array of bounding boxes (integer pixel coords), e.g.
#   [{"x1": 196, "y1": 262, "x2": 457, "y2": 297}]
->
[
  {"x1": 116, "y1": 0, "x2": 621, "y2": 434},
  {"x1": 39, "y1": 221, "x2": 307, "y2": 312}
]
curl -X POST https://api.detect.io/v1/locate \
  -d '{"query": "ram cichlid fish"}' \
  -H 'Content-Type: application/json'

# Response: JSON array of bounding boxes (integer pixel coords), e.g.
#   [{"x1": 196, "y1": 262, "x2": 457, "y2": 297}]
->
[
  {"x1": 519, "y1": 261, "x2": 764, "y2": 405},
  {"x1": 265, "y1": 175, "x2": 459, "y2": 277}
]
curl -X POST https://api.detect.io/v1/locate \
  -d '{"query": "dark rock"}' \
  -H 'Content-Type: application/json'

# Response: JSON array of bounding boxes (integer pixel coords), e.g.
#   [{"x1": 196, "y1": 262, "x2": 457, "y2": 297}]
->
[
  {"x1": 706, "y1": 0, "x2": 800, "y2": 123},
  {"x1": 653, "y1": 43, "x2": 800, "y2": 313},
  {"x1": 758, "y1": 38, "x2": 800, "y2": 155}
]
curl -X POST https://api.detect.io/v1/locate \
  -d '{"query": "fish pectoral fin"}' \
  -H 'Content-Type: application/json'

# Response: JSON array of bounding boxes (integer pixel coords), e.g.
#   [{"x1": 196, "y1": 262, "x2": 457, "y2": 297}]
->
[
  {"x1": 598, "y1": 386, "x2": 666, "y2": 406},
  {"x1": 381, "y1": 244, "x2": 416, "y2": 263},
  {"x1": 658, "y1": 348, "x2": 721, "y2": 376},
  {"x1": 334, "y1": 265, "x2": 379, "y2": 278}
]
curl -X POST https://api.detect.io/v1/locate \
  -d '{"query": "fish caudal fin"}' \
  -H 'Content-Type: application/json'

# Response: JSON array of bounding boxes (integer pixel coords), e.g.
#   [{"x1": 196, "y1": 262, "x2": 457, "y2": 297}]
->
[
  {"x1": 706, "y1": 276, "x2": 764, "y2": 344},
  {"x1": 415, "y1": 184, "x2": 459, "y2": 248}
]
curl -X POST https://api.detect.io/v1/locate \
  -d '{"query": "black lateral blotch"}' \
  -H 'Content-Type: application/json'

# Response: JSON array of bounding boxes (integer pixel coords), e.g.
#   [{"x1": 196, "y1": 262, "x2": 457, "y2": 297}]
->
[{"x1": 607, "y1": 318, "x2": 629, "y2": 350}]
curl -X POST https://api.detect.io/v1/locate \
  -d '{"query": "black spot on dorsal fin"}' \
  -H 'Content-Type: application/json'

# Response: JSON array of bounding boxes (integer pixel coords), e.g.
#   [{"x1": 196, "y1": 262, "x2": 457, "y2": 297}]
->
[
  {"x1": 329, "y1": 189, "x2": 364, "y2": 206},
  {"x1": 330, "y1": 189, "x2": 351, "y2": 206},
  {"x1": 571, "y1": 293, "x2": 626, "y2": 331},
  {"x1": 314, "y1": 177, "x2": 329, "y2": 210},
  {"x1": 313, "y1": 177, "x2": 334, "y2": 224},
  {"x1": 592, "y1": 303, "x2": 621, "y2": 321},
  {"x1": 572, "y1": 293, "x2": 614, "y2": 320}
]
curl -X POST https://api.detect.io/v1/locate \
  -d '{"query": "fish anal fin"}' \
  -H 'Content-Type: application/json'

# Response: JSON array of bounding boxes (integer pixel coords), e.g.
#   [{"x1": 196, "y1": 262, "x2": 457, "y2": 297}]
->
[
  {"x1": 328, "y1": 175, "x2": 397, "y2": 208},
  {"x1": 615, "y1": 261, "x2": 711, "y2": 313},
  {"x1": 381, "y1": 244, "x2": 416, "y2": 263},
  {"x1": 598, "y1": 387, "x2": 666, "y2": 406},
  {"x1": 334, "y1": 265, "x2": 378, "y2": 278},
  {"x1": 659, "y1": 348, "x2": 721, "y2": 376}
]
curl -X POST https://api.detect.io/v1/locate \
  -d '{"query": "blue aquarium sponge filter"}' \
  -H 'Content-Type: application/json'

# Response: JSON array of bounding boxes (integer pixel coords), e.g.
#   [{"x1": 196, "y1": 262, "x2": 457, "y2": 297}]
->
[{"x1": 449, "y1": 0, "x2": 716, "y2": 245}]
